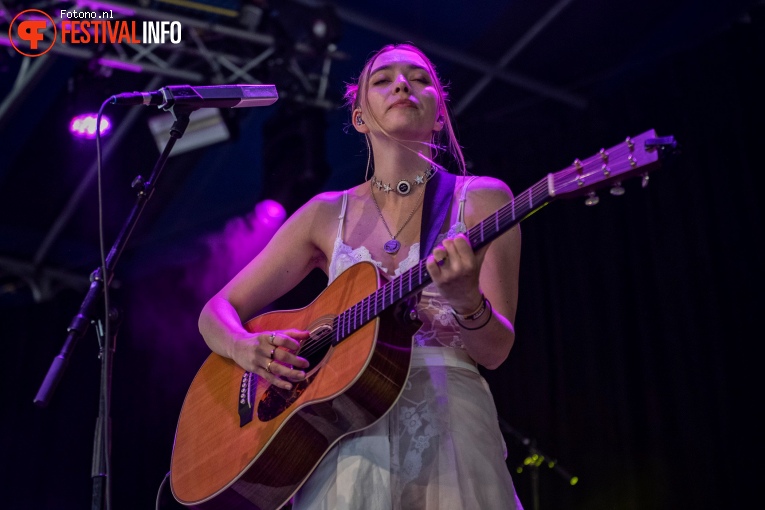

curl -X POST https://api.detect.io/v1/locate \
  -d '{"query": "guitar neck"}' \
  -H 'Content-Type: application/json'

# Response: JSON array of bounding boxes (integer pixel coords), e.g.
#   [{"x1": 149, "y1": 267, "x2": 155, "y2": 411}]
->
[
  {"x1": 332, "y1": 176, "x2": 553, "y2": 345},
  {"x1": 331, "y1": 129, "x2": 677, "y2": 345}
]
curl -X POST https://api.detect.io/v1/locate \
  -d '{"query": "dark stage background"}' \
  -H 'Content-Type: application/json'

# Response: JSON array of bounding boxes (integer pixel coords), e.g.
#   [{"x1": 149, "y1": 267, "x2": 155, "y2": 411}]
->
[{"x1": 1, "y1": 1, "x2": 763, "y2": 509}]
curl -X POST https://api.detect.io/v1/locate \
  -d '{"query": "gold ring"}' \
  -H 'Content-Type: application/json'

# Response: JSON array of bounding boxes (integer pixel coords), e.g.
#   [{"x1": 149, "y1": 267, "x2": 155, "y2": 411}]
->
[
  {"x1": 269, "y1": 333, "x2": 276, "y2": 346},
  {"x1": 266, "y1": 360, "x2": 273, "y2": 373},
  {"x1": 269, "y1": 348, "x2": 275, "y2": 360}
]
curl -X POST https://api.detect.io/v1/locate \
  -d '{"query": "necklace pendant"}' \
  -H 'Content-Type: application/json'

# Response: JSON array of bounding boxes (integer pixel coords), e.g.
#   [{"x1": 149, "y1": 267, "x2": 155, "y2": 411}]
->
[
  {"x1": 396, "y1": 180, "x2": 412, "y2": 195},
  {"x1": 384, "y1": 239, "x2": 401, "y2": 255}
]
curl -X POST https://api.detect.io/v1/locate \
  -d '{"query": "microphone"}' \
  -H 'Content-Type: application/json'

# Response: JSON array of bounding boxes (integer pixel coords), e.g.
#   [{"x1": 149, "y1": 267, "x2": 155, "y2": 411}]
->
[{"x1": 109, "y1": 84, "x2": 278, "y2": 109}]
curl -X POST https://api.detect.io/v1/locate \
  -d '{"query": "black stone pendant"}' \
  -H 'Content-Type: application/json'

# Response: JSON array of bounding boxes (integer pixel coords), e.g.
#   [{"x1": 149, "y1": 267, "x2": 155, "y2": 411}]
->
[
  {"x1": 396, "y1": 180, "x2": 412, "y2": 195},
  {"x1": 384, "y1": 239, "x2": 401, "y2": 255}
]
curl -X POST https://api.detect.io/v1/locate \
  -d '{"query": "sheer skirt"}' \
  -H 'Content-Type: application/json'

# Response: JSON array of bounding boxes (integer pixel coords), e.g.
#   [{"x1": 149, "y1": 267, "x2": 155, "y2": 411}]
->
[{"x1": 292, "y1": 348, "x2": 523, "y2": 510}]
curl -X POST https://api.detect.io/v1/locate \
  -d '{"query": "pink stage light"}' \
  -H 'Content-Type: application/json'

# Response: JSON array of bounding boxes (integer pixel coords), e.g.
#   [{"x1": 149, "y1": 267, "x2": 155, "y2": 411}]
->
[
  {"x1": 69, "y1": 113, "x2": 112, "y2": 138},
  {"x1": 253, "y1": 199, "x2": 287, "y2": 228}
]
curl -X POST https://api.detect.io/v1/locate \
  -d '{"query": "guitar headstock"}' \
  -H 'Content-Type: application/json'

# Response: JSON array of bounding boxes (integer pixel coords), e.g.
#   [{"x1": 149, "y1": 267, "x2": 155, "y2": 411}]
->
[{"x1": 551, "y1": 129, "x2": 677, "y2": 205}]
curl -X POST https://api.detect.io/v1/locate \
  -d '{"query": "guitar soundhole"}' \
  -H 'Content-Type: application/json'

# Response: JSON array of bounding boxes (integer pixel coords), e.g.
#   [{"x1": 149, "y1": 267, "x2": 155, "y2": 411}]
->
[{"x1": 257, "y1": 324, "x2": 334, "y2": 422}]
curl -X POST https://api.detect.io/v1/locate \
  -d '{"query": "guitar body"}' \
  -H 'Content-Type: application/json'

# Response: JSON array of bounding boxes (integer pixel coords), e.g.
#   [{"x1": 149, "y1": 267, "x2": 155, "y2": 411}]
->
[{"x1": 170, "y1": 262, "x2": 421, "y2": 510}]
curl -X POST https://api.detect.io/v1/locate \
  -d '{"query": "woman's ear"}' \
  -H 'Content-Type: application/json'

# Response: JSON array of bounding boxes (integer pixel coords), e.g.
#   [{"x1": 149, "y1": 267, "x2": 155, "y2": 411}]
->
[
  {"x1": 353, "y1": 109, "x2": 369, "y2": 133},
  {"x1": 433, "y1": 112, "x2": 445, "y2": 132}
]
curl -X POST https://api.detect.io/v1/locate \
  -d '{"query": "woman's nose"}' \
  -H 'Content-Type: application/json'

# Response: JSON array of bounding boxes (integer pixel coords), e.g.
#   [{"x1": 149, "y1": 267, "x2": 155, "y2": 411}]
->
[{"x1": 394, "y1": 75, "x2": 410, "y2": 93}]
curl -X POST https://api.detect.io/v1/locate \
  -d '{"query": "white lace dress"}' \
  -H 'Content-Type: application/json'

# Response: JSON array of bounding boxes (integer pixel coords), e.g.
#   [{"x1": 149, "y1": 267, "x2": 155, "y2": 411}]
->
[{"x1": 292, "y1": 182, "x2": 523, "y2": 510}]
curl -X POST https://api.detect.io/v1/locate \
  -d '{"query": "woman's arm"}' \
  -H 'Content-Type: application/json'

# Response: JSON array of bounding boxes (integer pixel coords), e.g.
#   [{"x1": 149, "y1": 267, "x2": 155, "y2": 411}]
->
[
  {"x1": 426, "y1": 176, "x2": 521, "y2": 369},
  {"x1": 198, "y1": 193, "x2": 339, "y2": 389}
]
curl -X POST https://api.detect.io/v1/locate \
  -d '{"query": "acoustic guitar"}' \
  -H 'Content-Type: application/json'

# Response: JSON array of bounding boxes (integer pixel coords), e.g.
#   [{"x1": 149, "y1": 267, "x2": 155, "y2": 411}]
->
[{"x1": 170, "y1": 129, "x2": 677, "y2": 509}]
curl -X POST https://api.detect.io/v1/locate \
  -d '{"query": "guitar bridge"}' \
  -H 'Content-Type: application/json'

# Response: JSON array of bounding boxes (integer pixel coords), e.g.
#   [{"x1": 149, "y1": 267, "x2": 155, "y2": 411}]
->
[{"x1": 238, "y1": 371, "x2": 255, "y2": 427}]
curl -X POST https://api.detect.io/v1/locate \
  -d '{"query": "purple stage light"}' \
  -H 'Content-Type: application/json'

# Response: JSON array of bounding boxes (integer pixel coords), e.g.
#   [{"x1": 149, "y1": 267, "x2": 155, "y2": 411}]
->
[
  {"x1": 70, "y1": 113, "x2": 112, "y2": 138},
  {"x1": 254, "y1": 199, "x2": 287, "y2": 228}
]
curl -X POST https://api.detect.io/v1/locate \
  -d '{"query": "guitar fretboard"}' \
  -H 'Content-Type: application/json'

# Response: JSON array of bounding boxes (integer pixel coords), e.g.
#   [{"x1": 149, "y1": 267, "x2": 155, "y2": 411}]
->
[{"x1": 331, "y1": 176, "x2": 553, "y2": 345}]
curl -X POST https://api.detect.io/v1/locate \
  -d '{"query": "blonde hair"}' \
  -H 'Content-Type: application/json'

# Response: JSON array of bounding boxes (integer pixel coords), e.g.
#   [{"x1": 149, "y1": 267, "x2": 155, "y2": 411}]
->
[{"x1": 344, "y1": 43, "x2": 467, "y2": 176}]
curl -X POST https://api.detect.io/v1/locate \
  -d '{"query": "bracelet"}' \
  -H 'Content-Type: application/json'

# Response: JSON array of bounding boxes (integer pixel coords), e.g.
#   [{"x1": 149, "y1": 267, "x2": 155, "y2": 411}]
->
[
  {"x1": 454, "y1": 298, "x2": 493, "y2": 330},
  {"x1": 451, "y1": 294, "x2": 487, "y2": 322}
]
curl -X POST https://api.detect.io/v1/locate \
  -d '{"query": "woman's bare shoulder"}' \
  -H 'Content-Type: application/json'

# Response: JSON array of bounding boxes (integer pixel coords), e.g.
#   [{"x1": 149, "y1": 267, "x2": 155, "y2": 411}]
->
[
  {"x1": 289, "y1": 190, "x2": 346, "y2": 226},
  {"x1": 460, "y1": 174, "x2": 514, "y2": 214}
]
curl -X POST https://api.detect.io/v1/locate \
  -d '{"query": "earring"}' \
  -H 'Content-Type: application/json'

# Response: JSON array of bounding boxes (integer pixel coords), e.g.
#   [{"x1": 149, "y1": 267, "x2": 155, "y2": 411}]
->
[{"x1": 356, "y1": 115, "x2": 364, "y2": 126}]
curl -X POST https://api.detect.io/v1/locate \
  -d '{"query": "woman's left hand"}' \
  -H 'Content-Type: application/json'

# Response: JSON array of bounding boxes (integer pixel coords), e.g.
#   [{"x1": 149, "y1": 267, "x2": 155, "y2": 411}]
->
[{"x1": 425, "y1": 233, "x2": 486, "y2": 315}]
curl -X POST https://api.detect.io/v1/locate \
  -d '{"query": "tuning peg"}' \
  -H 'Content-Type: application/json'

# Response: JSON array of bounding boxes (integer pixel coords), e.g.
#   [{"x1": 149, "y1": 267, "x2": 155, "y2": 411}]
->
[
  {"x1": 584, "y1": 191, "x2": 599, "y2": 206},
  {"x1": 641, "y1": 173, "x2": 650, "y2": 188},
  {"x1": 610, "y1": 181, "x2": 625, "y2": 196}
]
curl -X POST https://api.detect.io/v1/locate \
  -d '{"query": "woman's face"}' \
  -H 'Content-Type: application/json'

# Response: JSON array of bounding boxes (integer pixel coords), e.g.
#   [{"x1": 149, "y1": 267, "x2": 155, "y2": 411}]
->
[{"x1": 360, "y1": 48, "x2": 442, "y2": 141}]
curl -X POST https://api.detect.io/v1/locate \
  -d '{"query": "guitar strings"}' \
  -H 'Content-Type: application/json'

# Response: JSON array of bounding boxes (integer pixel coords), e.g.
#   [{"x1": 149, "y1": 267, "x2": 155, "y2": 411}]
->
[
  {"x1": 297, "y1": 157, "x2": 640, "y2": 362},
  {"x1": 295, "y1": 146, "x2": 646, "y2": 361}
]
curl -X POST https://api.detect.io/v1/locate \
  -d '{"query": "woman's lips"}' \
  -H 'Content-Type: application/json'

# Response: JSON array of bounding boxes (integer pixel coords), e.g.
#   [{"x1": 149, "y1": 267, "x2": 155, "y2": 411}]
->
[{"x1": 389, "y1": 100, "x2": 417, "y2": 109}]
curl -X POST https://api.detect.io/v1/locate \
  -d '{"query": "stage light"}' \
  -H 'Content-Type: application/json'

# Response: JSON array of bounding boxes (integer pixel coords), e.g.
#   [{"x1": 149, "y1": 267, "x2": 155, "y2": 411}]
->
[
  {"x1": 253, "y1": 199, "x2": 286, "y2": 228},
  {"x1": 69, "y1": 113, "x2": 112, "y2": 138}
]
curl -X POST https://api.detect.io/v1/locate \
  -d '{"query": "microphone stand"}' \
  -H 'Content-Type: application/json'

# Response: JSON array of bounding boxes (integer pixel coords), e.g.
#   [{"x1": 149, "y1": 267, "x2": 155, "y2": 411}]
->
[{"x1": 33, "y1": 101, "x2": 198, "y2": 510}]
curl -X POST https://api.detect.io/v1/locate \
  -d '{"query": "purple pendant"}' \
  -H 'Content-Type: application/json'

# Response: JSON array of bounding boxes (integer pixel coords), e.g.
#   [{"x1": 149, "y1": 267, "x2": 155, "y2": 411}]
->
[{"x1": 384, "y1": 239, "x2": 401, "y2": 255}]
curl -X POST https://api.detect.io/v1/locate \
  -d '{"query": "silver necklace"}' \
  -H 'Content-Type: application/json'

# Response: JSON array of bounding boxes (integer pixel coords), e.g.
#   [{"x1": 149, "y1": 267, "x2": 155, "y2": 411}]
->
[
  {"x1": 371, "y1": 166, "x2": 436, "y2": 196},
  {"x1": 370, "y1": 179, "x2": 426, "y2": 255}
]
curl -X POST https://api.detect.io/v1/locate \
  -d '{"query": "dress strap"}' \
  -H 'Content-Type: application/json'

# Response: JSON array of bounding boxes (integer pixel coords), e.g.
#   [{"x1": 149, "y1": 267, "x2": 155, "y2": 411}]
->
[
  {"x1": 457, "y1": 176, "x2": 479, "y2": 224},
  {"x1": 336, "y1": 190, "x2": 348, "y2": 241}
]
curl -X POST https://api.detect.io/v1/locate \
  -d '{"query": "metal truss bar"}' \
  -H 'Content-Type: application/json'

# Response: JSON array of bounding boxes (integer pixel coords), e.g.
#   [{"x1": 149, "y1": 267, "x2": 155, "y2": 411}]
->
[
  {"x1": 216, "y1": 46, "x2": 274, "y2": 83},
  {"x1": 333, "y1": 5, "x2": 587, "y2": 109},
  {"x1": 217, "y1": 56, "x2": 259, "y2": 84},
  {"x1": 127, "y1": 42, "x2": 169, "y2": 67},
  {"x1": 454, "y1": 0, "x2": 577, "y2": 115}
]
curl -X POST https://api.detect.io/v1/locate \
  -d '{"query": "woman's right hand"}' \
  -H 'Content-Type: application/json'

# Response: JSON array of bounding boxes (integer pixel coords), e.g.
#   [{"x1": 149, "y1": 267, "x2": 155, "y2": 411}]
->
[{"x1": 230, "y1": 329, "x2": 310, "y2": 390}]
